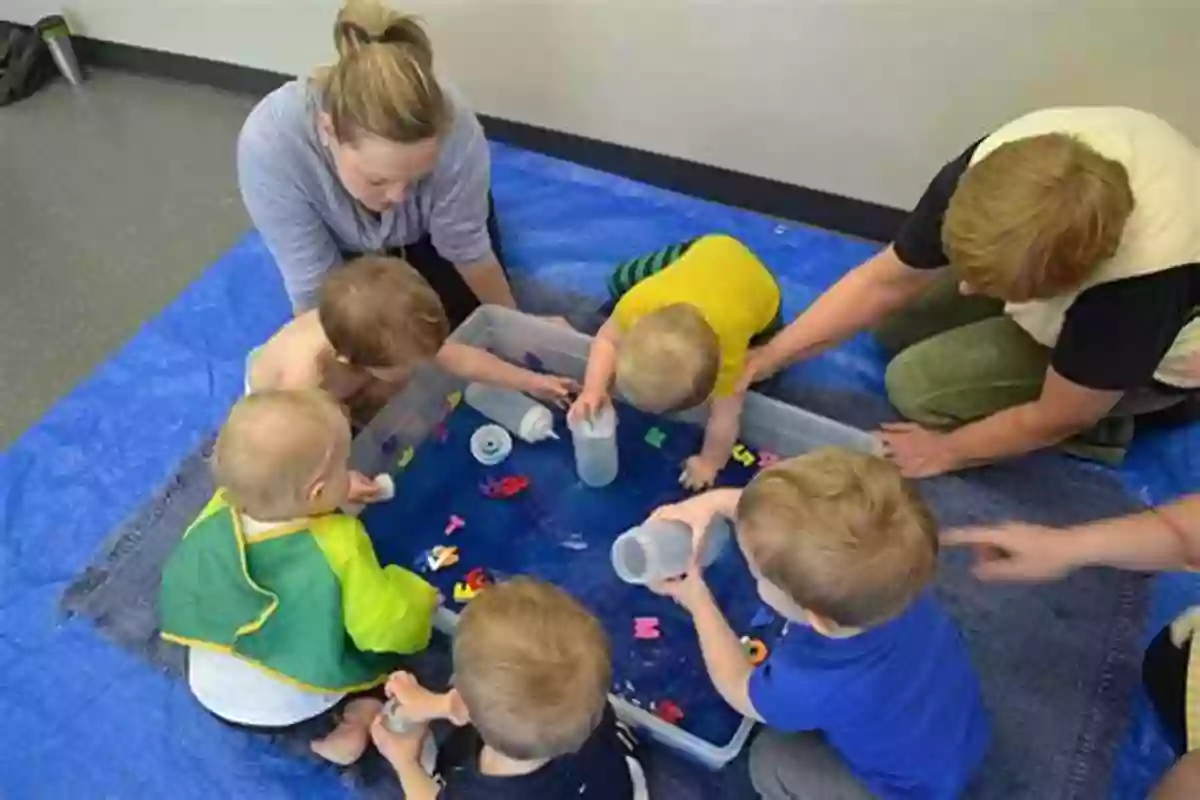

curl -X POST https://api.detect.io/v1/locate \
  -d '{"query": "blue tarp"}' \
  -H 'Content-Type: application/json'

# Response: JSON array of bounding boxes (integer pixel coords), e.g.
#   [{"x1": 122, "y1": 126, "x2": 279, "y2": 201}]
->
[{"x1": 1, "y1": 143, "x2": 1197, "y2": 798}]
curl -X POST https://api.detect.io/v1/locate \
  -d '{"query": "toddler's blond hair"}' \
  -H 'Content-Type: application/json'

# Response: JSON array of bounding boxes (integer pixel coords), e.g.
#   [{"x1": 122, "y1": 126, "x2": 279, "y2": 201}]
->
[
  {"x1": 943, "y1": 133, "x2": 1134, "y2": 301},
  {"x1": 453, "y1": 578, "x2": 612, "y2": 761},
  {"x1": 615, "y1": 304, "x2": 720, "y2": 412},
  {"x1": 736, "y1": 448, "x2": 937, "y2": 628},
  {"x1": 212, "y1": 390, "x2": 349, "y2": 520}
]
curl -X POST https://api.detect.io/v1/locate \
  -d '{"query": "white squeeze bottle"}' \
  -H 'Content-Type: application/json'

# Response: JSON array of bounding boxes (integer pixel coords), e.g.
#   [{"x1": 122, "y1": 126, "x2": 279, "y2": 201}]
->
[
  {"x1": 611, "y1": 516, "x2": 731, "y2": 584},
  {"x1": 568, "y1": 405, "x2": 619, "y2": 487},
  {"x1": 463, "y1": 383, "x2": 559, "y2": 443}
]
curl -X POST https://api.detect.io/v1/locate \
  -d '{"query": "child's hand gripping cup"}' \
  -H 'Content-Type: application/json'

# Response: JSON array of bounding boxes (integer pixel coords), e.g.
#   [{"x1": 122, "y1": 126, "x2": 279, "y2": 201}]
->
[{"x1": 568, "y1": 405, "x2": 619, "y2": 488}]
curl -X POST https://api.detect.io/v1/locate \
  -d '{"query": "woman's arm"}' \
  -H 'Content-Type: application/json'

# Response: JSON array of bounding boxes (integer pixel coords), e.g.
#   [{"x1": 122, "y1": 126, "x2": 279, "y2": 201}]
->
[
  {"x1": 946, "y1": 369, "x2": 1121, "y2": 463},
  {"x1": 456, "y1": 253, "x2": 517, "y2": 308},
  {"x1": 428, "y1": 107, "x2": 517, "y2": 308},
  {"x1": 750, "y1": 247, "x2": 939, "y2": 380},
  {"x1": 943, "y1": 492, "x2": 1200, "y2": 581},
  {"x1": 237, "y1": 119, "x2": 342, "y2": 314}
]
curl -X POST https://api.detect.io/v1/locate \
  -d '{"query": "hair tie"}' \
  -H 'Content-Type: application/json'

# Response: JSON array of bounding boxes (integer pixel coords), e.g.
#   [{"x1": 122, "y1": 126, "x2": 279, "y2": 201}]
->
[{"x1": 339, "y1": 22, "x2": 372, "y2": 47}]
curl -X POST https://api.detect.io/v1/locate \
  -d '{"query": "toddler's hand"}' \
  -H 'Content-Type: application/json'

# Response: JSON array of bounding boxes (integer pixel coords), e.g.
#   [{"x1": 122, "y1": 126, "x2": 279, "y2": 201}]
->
[
  {"x1": 679, "y1": 455, "x2": 720, "y2": 491},
  {"x1": 384, "y1": 671, "x2": 446, "y2": 723},
  {"x1": 651, "y1": 499, "x2": 717, "y2": 542},
  {"x1": 649, "y1": 566, "x2": 711, "y2": 615},
  {"x1": 525, "y1": 374, "x2": 579, "y2": 408},
  {"x1": 370, "y1": 713, "x2": 429, "y2": 769},
  {"x1": 568, "y1": 387, "x2": 610, "y2": 423},
  {"x1": 347, "y1": 471, "x2": 385, "y2": 505}
]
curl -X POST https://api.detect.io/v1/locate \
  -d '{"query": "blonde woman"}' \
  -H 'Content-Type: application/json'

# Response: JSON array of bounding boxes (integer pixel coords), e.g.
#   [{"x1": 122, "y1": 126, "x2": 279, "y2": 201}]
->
[
  {"x1": 743, "y1": 108, "x2": 1200, "y2": 478},
  {"x1": 238, "y1": 0, "x2": 515, "y2": 328}
]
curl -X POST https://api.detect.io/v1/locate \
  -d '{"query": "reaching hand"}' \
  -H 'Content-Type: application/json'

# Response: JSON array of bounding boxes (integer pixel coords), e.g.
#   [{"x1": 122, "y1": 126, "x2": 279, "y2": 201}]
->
[
  {"x1": 876, "y1": 422, "x2": 962, "y2": 478},
  {"x1": 383, "y1": 671, "x2": 447, "y2": 723},
  {"x1": 568, "y1": 387, "x2": 610, "y2": 424},
  {"x1": 679, "y1": 455, "x2": 721, "y2": 491},
  {"x1": 524, "y1": 374, "x2": 579, "y2": 408},
  {"x1": 941, "y1": 523, "x2": 1080, "y2": 582},
  {"x1": 369, "y1": 713, "x2": 429, "y2": 770},
  {"x1": 648, "y1": 564, "x2": 711, "y2": 615},
  {"x1": 739, "y1": 346, "x2": 774, "y2": 391}
]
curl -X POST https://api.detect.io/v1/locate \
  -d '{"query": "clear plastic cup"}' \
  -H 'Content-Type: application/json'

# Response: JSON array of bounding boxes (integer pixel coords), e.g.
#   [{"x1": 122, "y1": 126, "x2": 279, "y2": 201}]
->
[
  {"x1": 611, "y1": 517, "x2": 731, "y2": 584},
  {"x1": 568, "y1": 405, "x2": 619, "y2": 487}
]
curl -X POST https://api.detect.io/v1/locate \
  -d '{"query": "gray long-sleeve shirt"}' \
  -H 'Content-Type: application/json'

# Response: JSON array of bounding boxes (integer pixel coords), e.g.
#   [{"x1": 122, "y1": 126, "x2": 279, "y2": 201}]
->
[{"x1": 237, "y1": 79, "x2": 493, "y2": 311}]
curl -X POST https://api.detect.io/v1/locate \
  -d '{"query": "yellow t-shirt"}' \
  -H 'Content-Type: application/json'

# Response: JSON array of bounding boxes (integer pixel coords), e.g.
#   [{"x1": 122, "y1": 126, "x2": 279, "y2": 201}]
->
[{"x1": 612, "y1": 235, "x2": 781, "y2": 396}]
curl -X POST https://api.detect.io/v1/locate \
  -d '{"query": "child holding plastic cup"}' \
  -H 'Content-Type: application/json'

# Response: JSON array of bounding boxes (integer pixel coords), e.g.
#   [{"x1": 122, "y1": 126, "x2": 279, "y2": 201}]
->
[
  {"x1": 568, "y1": 235, "x2": 782, "y2": 490},
  {"x1": 644, "y1": 449, "x2": 989, "y2": 799}
]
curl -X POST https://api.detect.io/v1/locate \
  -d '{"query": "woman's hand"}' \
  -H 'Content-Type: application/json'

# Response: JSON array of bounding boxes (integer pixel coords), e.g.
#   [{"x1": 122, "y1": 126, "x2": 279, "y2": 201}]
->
[
  {"x1": 942, "y1": 523, "x2": 1081, "y2": 582},
  {"x1": 876, "y1": 422, "x2": 962, "y2": 478},
  {"x1": 522, "y1": 374, "x2": 579, "y2": 408}
]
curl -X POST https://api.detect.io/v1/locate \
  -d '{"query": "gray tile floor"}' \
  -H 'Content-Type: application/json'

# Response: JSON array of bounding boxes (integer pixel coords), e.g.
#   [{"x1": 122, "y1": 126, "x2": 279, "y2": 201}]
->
[{"x1": 0, "y1": 69, "x2": 257, "y2": 446}]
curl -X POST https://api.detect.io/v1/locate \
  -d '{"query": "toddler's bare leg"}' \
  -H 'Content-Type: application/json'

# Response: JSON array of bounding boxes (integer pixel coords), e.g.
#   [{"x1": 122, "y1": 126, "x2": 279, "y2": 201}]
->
[{"x1": 310, "y1": 697, "x2": 384, "y2": 766}]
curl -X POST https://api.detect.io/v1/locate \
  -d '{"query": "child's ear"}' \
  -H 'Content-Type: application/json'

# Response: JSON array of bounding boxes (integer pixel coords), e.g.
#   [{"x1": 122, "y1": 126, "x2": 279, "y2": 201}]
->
[
  {"x1": 446, "y1": 688, "x2": 471, "y2": 727},
  {"x1": 307, "y1": 477, "x2": 327, "y2": 504}
]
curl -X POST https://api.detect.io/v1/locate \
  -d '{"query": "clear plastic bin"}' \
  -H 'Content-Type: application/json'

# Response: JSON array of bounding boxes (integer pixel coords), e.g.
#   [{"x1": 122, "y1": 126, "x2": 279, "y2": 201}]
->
[{"x1": 352, "y1": 306, "x2": 878, "y2": 769}]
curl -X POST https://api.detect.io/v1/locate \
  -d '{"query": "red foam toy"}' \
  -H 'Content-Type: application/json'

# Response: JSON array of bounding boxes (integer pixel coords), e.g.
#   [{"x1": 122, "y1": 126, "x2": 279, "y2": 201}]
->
[
  {"x1": 652, "y1": 699, "x2": 685, "y2": 724},
  {"x1": 480, "y1": 476, "x2": 530, "y2": 499}
]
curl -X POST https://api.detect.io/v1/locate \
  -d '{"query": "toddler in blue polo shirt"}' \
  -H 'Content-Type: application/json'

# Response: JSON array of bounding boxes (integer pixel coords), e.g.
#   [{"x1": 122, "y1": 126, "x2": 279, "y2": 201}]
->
[{"x1": 648, "y1": 449, "x2": 989, "y2": 799}]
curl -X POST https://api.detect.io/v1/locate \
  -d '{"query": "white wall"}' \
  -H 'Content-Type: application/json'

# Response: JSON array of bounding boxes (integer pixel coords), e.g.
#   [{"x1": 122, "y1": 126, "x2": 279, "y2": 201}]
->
[{"x1": 10, "y1": 1, "x2": 1200, "y2": 210}]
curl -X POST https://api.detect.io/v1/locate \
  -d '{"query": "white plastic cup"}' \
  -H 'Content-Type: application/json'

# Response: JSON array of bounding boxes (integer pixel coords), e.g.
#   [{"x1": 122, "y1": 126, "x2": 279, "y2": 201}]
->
[
  {"x1": 611, "y1": 517, "x2": 731, "y2": 585},
  {"x1": 469, "y1": 424, "x2": 513, "y2": 466},
  {"x1": 463, "y1": 383, "x2": 558, "y2": 443},
  {"x1": 568, "y1": 405, "x2": 619, "y2": 487}
]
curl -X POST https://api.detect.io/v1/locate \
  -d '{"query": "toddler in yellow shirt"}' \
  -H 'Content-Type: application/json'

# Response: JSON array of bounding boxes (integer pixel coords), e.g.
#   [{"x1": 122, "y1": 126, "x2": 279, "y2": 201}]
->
[{"x1": 569, "y1": 235, "x2": 782, "y2": 488}]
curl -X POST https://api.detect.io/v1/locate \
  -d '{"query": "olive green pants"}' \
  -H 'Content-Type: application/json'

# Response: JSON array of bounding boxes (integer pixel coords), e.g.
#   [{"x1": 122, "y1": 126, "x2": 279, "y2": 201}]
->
[{"x1": 876, "y1": 274, "x2": 1179, "y2": 465}]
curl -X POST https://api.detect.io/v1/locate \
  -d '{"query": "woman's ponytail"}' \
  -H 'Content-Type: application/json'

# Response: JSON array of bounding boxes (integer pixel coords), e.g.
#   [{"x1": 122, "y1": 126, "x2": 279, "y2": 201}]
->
[{"x1": 318, "y1": 0, "x2": 446, "y2": 144}]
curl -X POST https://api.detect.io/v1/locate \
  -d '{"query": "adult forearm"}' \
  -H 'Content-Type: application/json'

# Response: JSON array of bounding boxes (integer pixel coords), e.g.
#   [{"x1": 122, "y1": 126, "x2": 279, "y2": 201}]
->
[
  {"x1": 757, "y1": 248, "x2": 932, "y2": 377},
  {"x1": 943, "y1": 402, "x2": 1086, "y2": 468},
  {"x1": 458, "y1": 255, "x2": 517, "y2": 308},
  {"x1": 437, "y1": 343, "x2": 538, "y2": 392},
  {"x1": 1073, "y1": 494, "x2": 1200, "y2": 572}
]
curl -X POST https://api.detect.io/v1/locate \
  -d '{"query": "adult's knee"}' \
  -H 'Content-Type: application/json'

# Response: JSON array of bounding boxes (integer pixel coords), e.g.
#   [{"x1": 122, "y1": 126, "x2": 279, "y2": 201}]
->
[{"x1": 884, "y1": 343, "x2": 950, "y2": 427}]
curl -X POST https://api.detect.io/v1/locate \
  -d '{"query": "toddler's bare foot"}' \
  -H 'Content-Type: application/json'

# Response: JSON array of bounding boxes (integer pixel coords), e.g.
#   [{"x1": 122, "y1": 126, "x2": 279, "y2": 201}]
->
[{"x1": 310, "y1": 697, "x2": 384, "y2": 766}]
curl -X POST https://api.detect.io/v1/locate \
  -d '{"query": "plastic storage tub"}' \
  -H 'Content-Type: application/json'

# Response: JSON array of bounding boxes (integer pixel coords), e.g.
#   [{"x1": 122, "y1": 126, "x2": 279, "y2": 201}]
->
[{"x1": 351, "y1": 306, "x2": 878, "y2": 769}]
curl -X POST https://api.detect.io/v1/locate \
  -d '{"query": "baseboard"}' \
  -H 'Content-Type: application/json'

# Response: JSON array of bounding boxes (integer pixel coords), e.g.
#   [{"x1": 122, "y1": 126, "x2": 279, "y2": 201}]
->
[{"x1": 72, "y1": 35, "x2": 903, "y2": 242}]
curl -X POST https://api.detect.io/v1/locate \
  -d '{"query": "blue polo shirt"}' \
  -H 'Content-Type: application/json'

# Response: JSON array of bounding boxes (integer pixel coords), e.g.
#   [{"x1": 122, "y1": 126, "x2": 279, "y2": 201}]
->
[{"x1": 748, "y1": 592, "x2": 989, "y2": 799}]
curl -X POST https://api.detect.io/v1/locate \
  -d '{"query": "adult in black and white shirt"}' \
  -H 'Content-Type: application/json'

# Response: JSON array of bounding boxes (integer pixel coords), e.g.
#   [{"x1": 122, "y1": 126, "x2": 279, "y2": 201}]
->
[{"x1": 746, "y1": 107, "x2": 1200, "y2": 477}]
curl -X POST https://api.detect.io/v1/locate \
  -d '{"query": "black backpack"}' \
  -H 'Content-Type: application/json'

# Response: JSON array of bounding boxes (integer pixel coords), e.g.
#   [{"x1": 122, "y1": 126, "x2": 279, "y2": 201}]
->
[{"x1": 0, "y1": 22, "x2": 57, "y2": 106}]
